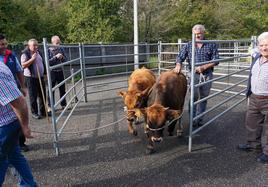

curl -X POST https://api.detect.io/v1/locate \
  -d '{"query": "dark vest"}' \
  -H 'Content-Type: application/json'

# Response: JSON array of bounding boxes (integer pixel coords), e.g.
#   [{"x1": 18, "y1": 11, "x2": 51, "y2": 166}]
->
[
  {"x1": 246, "y1": 53, "x2": 261, "y2": 97},
  {"x1": 21, "y1": 48, "x2": 46, "y2": 77}
]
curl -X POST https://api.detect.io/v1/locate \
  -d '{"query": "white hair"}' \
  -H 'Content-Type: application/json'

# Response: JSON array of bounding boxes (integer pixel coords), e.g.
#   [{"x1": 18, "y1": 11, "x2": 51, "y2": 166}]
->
[
  {"x1": 257, "y1": 32, "x2": 268, "y2": 43},
  {"x1": 28, "y1": 38, "x2": 38, "y2": 45},
  {"x1": 51, "y1": 35, "x2": 60, "y2": 43},
  {"x1": 192, "y1": 24, "x2": 205, "y2": 33}
]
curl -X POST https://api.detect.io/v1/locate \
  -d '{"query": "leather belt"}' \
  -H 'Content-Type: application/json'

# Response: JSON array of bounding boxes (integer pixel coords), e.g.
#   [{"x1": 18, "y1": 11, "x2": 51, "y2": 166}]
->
[{"x1": 252, "y1": 94, "x2": 268, "y2": 99}]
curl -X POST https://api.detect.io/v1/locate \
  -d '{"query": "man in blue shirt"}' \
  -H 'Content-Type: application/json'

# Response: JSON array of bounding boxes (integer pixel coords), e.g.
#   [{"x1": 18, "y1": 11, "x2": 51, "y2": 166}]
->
[
  {"x1": 174, "y1": 24, "x2": 219, "y2": 127},
  {"x1": 0, "y1": 62, "x2": 37, "y2": 186}
]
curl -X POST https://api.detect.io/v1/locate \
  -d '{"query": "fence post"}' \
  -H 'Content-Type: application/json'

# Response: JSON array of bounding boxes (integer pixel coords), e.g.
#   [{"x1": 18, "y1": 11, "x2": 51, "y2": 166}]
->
[
  {"x1": 251, "y1": 35, "x2": 257, "y2": 55},
  {"x1": 71, "y1": 68, "x2": 78, "y2": 103},
  {"x1": 100, "y1": 42, "x2": 106, "y2": 64},
  {"x1": 177, "y1": 38, "x2": 186, "y2": 73},
  {"x1": 234, "y1": 41, "x2": 238, "y2": 64},
  {"x1": 42, "y1": 38, "x2": 60, "y2": 156},
  {"x1": 146, "y1": 42, "x2": 150, "y2": 67},
  {"x1": 250, "y1": 36, "x2": 257, "y2": 66},
  {"x1": 79, "y1": 43, "x2": 87, "y2": 102},
  {"x1": 157, "y1": 41, "x2": 162, "y2": 75},
  {"x1": 177, "y1": 38, "x2": 182, "y2": 52},
  {"x1": 188, "y1": 32, "x2": 196, "y2": 153}
]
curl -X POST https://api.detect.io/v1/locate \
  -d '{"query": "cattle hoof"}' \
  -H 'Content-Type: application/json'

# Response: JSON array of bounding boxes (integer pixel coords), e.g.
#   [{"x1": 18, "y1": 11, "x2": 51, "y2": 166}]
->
[
  {"x1": 176, "y1": 130, "x2": 183, "y2": 137},
  {"x1": 133, "y1": 130, "x2": 138, "y2": 136},
  {"x1": 146, "y1": 147, "x2": 155, "y2": 154},
  {"x1": 168, "y1": 132, "x2": 173, "y2": 136}
]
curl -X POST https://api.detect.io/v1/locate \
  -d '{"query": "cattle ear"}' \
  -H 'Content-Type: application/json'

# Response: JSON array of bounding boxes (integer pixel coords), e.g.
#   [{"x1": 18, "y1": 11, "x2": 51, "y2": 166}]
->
[
  {"x1": 118, "y1": 91, "x2": 127, "y2": 98},
  {"x1": 167, "y1": 109, "x2": 182, "y2": 120}
]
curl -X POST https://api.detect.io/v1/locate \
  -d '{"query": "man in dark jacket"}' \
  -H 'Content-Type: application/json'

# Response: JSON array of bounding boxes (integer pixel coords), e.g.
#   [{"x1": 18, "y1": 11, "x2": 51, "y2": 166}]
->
[{"x1": 47, "y1": 35, "x2": 67, "y2": 114}]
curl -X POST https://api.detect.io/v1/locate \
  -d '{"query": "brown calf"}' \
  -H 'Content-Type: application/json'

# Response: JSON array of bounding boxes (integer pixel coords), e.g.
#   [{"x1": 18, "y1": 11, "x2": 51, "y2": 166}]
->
[
  {"x1": 140, "y1": 70, "x2": 187, "y2": 153},
  {"x1": 118, "y1": 67, "x2": 156, "y2": 136}
]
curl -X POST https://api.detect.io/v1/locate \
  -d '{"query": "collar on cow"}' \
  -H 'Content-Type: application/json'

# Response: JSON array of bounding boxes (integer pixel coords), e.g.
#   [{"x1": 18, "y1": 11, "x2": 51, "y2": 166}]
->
[{"x1": 146, "y1": 111, "x2": 183, "y2": 132}]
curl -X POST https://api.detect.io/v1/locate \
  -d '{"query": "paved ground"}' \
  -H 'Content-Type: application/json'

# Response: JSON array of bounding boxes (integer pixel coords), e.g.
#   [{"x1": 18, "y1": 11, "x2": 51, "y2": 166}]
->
[{"x1": 3, "y1": 73, "x2": 268, "y2": 187}]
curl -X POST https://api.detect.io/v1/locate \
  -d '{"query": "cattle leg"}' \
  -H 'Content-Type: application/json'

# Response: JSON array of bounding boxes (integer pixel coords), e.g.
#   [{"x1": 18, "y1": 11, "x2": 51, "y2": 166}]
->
[
  {"x1": 128, "y1": 121, "x2": 137, "y2": 136},
  {"x1": 146, "y1": 141, "x2": 155, "y2": 154},
  {"x1": 167, "y1": 119, "x2": 177, "y2": 136},
  {"x1": 176, "y1": 118, "x2": 184, "y2": 137}
]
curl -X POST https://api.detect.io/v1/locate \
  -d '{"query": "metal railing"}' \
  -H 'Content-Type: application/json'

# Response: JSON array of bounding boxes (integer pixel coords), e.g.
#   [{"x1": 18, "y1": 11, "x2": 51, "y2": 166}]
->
[{"x1": 41, "y1": 37, "x2": 255, "y2": 155}]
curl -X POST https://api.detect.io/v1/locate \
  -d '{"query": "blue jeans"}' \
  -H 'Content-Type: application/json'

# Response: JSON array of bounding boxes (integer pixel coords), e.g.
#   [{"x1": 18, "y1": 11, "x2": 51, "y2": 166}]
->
[
  {"x1": 0, "y1": 120, "x2": 37, "y2": 187},
  {"x1": 191, "y1": 72, "x2": 213, "y2": 123}
]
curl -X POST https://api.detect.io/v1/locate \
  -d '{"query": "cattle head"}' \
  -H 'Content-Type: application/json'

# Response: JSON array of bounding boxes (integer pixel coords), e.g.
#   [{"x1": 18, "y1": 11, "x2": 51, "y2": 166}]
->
[
  {"x1": 118, "y1": 88, "x2": 150, "y2": 121},
  {"x1": 140, "y1": 104, "x2": 182, "y2": 143}
]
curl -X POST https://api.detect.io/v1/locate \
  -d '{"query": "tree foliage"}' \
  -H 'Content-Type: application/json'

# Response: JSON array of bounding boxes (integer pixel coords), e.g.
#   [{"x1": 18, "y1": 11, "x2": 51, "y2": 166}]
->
[
  {"x1": 1, "y1": 0, "x2": 268, "y2": 43},
  {"x1": 65, "y1": 0, "x2": 124, "y2": 43}
]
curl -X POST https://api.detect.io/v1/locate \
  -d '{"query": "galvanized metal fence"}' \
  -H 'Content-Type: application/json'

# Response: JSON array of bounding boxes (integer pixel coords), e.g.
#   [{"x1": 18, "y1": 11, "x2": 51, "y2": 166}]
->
[
  {"x1": 41, "y1": 37, "x2": 256, "y2": 155},
  {"x1": 159, "y1": 37, "x2": 255, "y2": 151}
]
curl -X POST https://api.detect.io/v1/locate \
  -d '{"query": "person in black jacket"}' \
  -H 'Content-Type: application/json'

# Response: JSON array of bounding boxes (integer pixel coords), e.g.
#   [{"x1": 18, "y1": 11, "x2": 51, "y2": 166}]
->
[{"x1": 47, "y1": 35, "x2": 67, "y2": 115}]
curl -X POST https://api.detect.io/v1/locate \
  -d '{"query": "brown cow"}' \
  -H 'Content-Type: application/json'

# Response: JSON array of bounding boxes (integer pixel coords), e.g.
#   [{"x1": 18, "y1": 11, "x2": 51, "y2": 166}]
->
[
  {"x1": 118, "y1": 67, "x2": 156, "y2": 136},
  {"x1": 140, "y1": 70, "x2": 187, "y2": 153}
]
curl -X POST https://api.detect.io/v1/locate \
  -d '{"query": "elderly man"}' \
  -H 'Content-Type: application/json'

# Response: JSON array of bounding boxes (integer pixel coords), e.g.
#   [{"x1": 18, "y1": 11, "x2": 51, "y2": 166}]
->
[
  {"x1": 21, "y1": 39, "x2": 46, "y2": 119},
  {"x1": 238, "y1": 32, "x2": 268, "y2": 163},
  {"x1": 0, "y1": 62, "x2": 37, "y2": 186},
  {"x1": 174, "y1": 24, "x2": 219, "y2": 127},
  {"x1": 47, "y1": 35, "x2": 67, "y2": 114}
]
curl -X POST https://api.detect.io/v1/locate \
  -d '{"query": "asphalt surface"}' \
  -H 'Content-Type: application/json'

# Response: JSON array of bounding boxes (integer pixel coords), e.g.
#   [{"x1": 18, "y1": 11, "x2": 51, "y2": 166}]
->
[{"x1": 4, "y1": 74, "x2": 268, "y2": 187}]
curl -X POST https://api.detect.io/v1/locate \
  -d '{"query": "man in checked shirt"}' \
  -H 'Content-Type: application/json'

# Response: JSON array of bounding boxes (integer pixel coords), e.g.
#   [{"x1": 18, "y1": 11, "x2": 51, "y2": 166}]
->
[
  {"x1": 0, "y1": 62, "x2": 37, "y2": 186},
  {"x1": 174, "y1": 24, "x2": 219, "y2": 127}
]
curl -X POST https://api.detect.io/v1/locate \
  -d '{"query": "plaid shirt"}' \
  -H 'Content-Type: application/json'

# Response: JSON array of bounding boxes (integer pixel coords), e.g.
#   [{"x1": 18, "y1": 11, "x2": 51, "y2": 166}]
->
[
  {"x1": 176, "y1": 41, "x2": 219, "y2": 72},
  {"x1": 0, "y1": 62, "x2": 22, "y2": 127}
]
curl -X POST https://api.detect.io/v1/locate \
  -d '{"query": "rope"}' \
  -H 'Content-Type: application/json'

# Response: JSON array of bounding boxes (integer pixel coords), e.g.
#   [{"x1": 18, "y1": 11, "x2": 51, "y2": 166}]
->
[
  {"x1": 199, "y1": 72, "x2": 206, "y2": 84},
  {"x1": 146, "y1": 111, "x2": 183, "y2": 131},
  {"x1": 31, "y1": 116, "x2": 126, "y2": 135}
]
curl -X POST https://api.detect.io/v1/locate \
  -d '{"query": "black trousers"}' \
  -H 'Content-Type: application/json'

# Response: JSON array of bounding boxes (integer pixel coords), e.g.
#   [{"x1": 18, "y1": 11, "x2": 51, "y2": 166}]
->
[
  {"x1": 48, "y1": 70, "x2": 66, "y2": 107},
  {"x1": 25, "y1": 76, "x2": 46, "y2": 115}
]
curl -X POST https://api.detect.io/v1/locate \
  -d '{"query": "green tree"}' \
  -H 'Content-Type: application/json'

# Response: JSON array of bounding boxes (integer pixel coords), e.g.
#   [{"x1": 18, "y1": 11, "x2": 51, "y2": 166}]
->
[
  {"x1": 0, "y1": 0, "x2": 68, "y2": 43},
  {"x1": 0, "y1": 0, "x2": 31, "y2": 42},
  {"x1": 65, "y1": 0, "x2": 124, "y2": 43}
]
